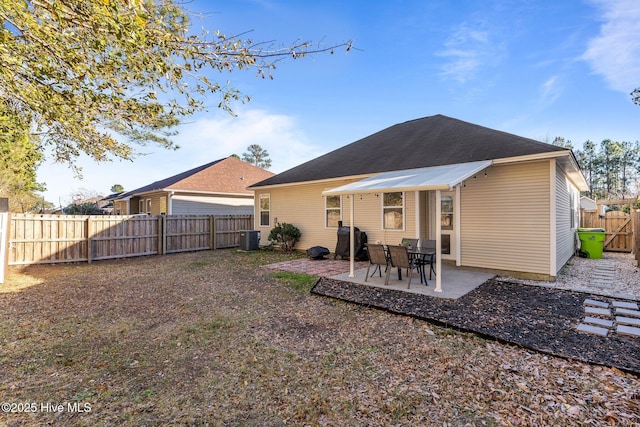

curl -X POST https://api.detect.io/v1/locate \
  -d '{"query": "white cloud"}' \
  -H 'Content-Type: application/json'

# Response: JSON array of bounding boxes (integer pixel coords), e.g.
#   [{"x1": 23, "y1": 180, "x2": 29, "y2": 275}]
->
[
  {"x1": 539, "y1": 75, "x2": 562, "y2": 105},
  {"x1": 37, "y1": 109, "x2": 322, "y2": 205},
  {"x1": 583, "y1": 0, "x2": 640, "y2": 93},
  {"x1": 437, "y1": 22, "x2": 503, "y2": 84},
  {"x1": 175, "y1": 108, "x2": 323, "y2": 173}
]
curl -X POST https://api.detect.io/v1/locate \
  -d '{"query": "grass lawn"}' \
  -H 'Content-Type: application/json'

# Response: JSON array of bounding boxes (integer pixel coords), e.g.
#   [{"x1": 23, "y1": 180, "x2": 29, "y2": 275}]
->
[{"x1": 0, "y1": 249, "x2": 638, "y2": 426}]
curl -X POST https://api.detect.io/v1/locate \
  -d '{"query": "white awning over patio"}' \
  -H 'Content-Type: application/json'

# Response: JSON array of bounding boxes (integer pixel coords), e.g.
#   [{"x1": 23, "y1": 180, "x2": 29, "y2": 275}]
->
[
  {"x1": 322, "y1": 160, "x2": 493, "y2": 196},
  {"x1": 321, "y1": 160, "x2": 492, "y2": 294}
]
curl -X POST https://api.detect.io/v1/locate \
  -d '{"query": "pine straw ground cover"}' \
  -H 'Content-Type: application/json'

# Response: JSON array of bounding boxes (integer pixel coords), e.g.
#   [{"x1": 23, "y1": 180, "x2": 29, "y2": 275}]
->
[{"x1": 0, "y1": 250, "x2": 637, "y2": 426}]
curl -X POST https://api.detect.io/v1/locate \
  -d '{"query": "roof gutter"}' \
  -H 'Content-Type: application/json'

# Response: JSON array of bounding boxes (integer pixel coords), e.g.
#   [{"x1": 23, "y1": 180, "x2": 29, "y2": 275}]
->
[
  {"x1": 491, "y1": 150, "x2": 569, "y2": 164},
  {"x1": 248, "y1": 173, "x2": 378, "y2": 191}
]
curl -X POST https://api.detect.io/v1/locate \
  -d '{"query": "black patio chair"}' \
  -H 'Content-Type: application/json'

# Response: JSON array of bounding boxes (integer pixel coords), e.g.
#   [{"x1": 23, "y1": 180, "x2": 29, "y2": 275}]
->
[
  {"x1": 400, "y1": 237, "x2": 418, "y2": 249},
  {"x1": 365, "y1": 244, "x2": 390, "y2": 284},
  {"x1": 417, "y1": 239, "x2": 437, "y2": 280},
  {"x1": 387, "y1": 244, "x2": 420, "y2": 289}
]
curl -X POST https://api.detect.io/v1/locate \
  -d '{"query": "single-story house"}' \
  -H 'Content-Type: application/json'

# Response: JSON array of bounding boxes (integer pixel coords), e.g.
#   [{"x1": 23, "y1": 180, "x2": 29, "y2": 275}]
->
[
  {"x1": 249, "y1": 115, "x2": 589, "y2": 286},
  {"x1": 113, "y1": 157, "x2": 274, "y2": 216}
]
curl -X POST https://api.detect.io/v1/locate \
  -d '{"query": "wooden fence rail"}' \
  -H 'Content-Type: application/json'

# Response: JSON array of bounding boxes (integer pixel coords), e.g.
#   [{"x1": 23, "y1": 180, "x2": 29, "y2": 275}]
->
[{"x1": 7, "y1": 214, "x2": 254, "y2": 265}]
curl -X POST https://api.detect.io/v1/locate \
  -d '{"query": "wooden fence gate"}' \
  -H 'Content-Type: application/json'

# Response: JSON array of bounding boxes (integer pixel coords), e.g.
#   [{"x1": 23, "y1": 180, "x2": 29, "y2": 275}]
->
[{"x1": 580, "y1": 210, "x2": 633, "y2": 252}]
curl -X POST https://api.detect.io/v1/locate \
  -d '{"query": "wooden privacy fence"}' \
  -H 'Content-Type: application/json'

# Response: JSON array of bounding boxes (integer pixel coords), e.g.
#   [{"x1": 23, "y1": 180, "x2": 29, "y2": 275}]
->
[
  {"x1": 8, "y1": 214, "x2": 254, "y2": 265},
  {"x1": 635, "y1": 211, "x2": 640, "y2": 266},
  {"x1": 580, "y1": 210, "x2": 634, "y2": 253}
]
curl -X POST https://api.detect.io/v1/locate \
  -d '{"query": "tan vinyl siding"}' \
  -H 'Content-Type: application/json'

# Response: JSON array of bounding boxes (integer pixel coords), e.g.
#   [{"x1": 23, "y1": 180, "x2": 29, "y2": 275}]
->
[
  {"x1": 254, "y1": 181, "x2": 417, "y2": 250},
  {"x1": 555, "y1": 163, "x2": 577, "y2": 274},
  {"x1": 460, "y1": 161, "x2": 551, "y2": 275},
  {"x1": 114, "y1": 200, "x2": 128, "y2": 215},
  {"x1": 144, "y1": 192, "x2": 167, "y2": 215}
]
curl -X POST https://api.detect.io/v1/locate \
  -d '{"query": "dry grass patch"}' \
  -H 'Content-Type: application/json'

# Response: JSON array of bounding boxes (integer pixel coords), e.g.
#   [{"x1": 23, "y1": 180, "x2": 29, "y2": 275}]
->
[{"x1": 0, "y1": 249, "x2": 638, "y2": 426}]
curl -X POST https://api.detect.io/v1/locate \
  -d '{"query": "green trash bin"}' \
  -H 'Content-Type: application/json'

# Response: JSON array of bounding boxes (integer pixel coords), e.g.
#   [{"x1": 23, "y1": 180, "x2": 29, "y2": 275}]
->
[{"x1": 577, "y1": 228, "x2": 606, "y2": 259}]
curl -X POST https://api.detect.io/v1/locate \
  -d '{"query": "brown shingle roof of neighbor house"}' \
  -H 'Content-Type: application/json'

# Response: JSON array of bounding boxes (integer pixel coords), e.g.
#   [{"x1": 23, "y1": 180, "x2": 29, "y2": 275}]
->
[
  {"x1": 121, "y1": 157, "x2": 274, "y2": 197},
  {"x1": 249, "y1": 114, "x2": 571, "y2": 188}
]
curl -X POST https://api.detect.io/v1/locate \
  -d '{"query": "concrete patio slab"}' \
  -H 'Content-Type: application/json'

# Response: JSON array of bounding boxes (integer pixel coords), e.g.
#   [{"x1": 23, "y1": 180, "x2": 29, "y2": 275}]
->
[{"x1": 330, "y1": 265, "x2": 496, "y2": 299}]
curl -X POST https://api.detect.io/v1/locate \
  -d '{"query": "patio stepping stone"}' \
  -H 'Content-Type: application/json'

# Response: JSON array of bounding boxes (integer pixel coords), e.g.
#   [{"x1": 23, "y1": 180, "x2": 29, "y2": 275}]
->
[
  {"x1": 587, "y1": 260, "x2": 616, "y2": 288},
  {"x1": 584, "y1": 299, "x2": 609, "y2": 308},
  {"x1": 612, "y1": 300, "x2": 639, "y2": 310},
  {"x1": 590, "y1": 282, "x2": 613, "y2": 289},
  {"x1": 584, "y1": 306, "x2": 611, "y2": 317},
  {"x1": 577, "y1": 323, "x2": 609, "y2": 336},
  {"x1": 615, "y1": 308, "x2": 640, "y2": 318},
  {"x1": 616, "y1": 316, "x2": 640, "y2": 327},
  {"x1": 577, "y1": 298, "x2": 640, "y2": 338},
  {"x1": 617, "y1": 325, "x2": 640, "y2": 338},
  {"x1": 583, "y1": 316, "x2": 614, "y2": 328}
]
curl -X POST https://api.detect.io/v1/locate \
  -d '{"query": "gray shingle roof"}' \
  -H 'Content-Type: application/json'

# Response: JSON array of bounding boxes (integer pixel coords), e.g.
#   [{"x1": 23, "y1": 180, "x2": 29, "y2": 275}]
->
[{"x1": 250, "y1": 114, "x2": 569, "y2": 188}]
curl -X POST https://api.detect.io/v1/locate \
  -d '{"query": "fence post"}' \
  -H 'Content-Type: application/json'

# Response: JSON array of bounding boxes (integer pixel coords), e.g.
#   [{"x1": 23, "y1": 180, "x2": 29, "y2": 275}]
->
[
  {"x1": 210, "y1": 216, "x2": 216, "y2": 250},
  {"x1": 159, "y1": 215, "x2": 166, "y2": 255},
  {"x1": 86, "y1": 216, "x2": 92, "y2": 264}
]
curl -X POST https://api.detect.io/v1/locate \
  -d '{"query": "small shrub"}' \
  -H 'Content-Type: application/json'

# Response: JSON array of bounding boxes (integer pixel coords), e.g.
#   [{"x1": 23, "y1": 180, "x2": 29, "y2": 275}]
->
[{"x1": 268, "y1": 222, "x2": 301, "y2": 252}]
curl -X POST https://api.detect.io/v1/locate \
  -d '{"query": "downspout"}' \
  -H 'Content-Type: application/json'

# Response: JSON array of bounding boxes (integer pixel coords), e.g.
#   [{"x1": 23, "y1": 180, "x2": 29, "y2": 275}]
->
[{"x1": 169, "y1": 191, "x2": 174, "y2": 215}]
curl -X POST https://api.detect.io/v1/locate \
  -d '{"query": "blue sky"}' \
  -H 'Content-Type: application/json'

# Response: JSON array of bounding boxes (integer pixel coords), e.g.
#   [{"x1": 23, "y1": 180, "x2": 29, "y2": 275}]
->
[{"x1": 38, "y1": 0, "x2": 640, "y2": 206}]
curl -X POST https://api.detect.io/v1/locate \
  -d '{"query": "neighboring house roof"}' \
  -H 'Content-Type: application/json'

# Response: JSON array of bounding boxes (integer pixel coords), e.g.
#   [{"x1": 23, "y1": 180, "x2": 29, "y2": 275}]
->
[
  {"x1": 250, "y1": 114, "x2": 578, "y2": 188},
  {"x1": 101, "y1": 192, "x2": 124, "y2": 201},
  {"x1": 119, "y1": 157, "x2": 274, "y2": 198},
  {"x1": 580, "y1": 196, "x2": 597, "y2": 210}
]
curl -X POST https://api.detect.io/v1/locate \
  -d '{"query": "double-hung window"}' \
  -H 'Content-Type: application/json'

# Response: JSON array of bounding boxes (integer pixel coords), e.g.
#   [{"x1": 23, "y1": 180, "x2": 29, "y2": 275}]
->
[
  {"x1": 325, "y1": 195, "x2": 341, "y2": 227},
  {"x1": 382, "y1": 192, "x2": 404, "y2": 230},
  {"x1": 259, "y1": 194, "x2": 270, "y2": 227}
]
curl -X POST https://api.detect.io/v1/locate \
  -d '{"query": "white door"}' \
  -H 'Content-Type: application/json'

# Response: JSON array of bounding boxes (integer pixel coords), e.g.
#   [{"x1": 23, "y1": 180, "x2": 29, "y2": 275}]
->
[
  {"x1": 440, "y1": 191, "x2": 456, "y2": 260},
  {"x1": 429, "y1": 191, "x2": 456, "y2": 261}
]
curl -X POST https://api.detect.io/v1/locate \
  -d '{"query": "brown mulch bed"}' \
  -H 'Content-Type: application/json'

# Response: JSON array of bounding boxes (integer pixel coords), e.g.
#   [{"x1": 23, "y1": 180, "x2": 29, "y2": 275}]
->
[{"x1": 313, "y1": 278, "x2": 640, "y2": 375}]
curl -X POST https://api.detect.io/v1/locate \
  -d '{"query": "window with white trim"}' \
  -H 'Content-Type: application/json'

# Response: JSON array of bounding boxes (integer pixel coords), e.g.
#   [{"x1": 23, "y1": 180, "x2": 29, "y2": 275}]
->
[
  {"x1": 325, "y1": 195, "x2": 341, "y2": 227},
  {"x1": 382, "y1": 192, "x2": 404, "y2": 230},
  {"x1": 138, "y1": 200, "x2": 144, "y2": 214},
  {"x1": 146, "y1": 199, "x2": 152, "y2": 214},
  {"x1": 259, "y1": 194, "x2": 270, "y2": 227},
  {"x1": 441, "y1": 196, "x2": 453, "y2": 230}
]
